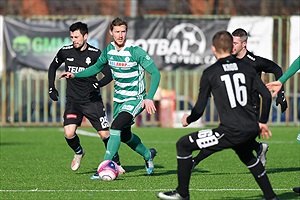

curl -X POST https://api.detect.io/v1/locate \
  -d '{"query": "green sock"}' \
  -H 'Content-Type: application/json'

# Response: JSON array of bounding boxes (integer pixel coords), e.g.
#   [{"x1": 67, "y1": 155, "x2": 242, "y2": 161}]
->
[
  {"x1": 104, "y1": 129, "x2": 121, "y2": 160},
  {"x1": 126, "y1": 133, "x2": 150, "y2": 160}
]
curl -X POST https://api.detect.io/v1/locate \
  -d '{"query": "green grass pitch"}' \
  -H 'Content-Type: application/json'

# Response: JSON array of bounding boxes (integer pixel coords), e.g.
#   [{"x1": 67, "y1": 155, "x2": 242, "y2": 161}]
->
[{"x1": 0, "y1": 126, "x2": 299, "y2": 199}]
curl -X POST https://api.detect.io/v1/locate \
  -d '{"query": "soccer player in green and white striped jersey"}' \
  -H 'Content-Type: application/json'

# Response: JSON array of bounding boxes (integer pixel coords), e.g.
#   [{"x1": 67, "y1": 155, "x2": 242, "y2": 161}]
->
[{"x1": 60, "y1": 17, "x2": 161, "y2": 178}]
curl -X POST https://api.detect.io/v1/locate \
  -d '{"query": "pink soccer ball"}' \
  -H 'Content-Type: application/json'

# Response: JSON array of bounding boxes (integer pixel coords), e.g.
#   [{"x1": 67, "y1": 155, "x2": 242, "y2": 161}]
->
[{"x1": 97, "y1": 160, "x2": 119, "y2": 181}]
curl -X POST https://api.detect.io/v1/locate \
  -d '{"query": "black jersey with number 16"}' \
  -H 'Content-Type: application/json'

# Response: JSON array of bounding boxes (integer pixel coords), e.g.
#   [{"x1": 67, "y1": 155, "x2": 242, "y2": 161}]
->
[{"x1": 187, "y1": 55, "x2": 271, "y2": 143}]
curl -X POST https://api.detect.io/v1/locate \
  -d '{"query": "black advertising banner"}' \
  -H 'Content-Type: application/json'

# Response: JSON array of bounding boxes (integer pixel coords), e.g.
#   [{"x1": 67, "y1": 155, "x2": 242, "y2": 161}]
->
[
  {"x1": 4, "y1": 17, "x2": 109, "y2": 71},
  {"x1": 4, "y1": 17, "x2": 230, "y2": 71},
  {"x1": 126, "y1": 17, "x2": 230, "y2": 70}
]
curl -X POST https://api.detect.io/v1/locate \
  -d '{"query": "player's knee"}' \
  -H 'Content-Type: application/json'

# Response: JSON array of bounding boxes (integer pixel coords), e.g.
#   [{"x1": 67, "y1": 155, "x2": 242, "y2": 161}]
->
[
  {"x1": 64, "y1": 133, "x2": 75, "y2": 139},
  {"x1": 121, "y1": 127, "x2": 132, "y2": 143},
  {"x1": 176, "y1": 136, "x2": 190, "y2": 155},
  {"x1": 111, "y1": 112, "x2": 133, "y2": 130},
  {"x1": 98, "y1": 130, "x2": 110, "y2": 140},
  {"x1": 64, "y1": 125, "x2": 76, "y2": 138}
]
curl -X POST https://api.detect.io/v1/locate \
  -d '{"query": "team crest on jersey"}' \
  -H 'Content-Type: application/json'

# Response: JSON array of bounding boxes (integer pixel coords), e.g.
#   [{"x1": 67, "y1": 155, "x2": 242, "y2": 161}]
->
[
  {"x1": 145, "y1": 55, "x2": 150, "y2": 60},
  {"x1": 125, "y1": 57, "x2": 130, "y2": 62},
  {"x1": 86, "y1": 57, "x2": 91, "y2": 65}
]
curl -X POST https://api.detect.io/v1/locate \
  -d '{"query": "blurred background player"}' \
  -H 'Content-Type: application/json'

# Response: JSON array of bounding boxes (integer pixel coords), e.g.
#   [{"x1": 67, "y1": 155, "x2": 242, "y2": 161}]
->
[
  {"x1": 157, "y1": 30, "x2": 277, "y2": 200},
  {"x1": 48, "y1": 21, "x2": 124, "y2": 173},
  {"x1": 192, "y1": 28, "x2": 285, "y2": 169},
  {"x1": 59, "y1": 17, "x2": 161, "y2": 179},
  {"x1": 230, "y1": 28, "x2": 287, "y2": 166}
]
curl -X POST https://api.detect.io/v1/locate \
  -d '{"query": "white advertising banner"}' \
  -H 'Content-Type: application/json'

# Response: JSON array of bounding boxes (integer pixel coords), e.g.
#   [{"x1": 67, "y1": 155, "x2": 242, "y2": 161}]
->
[
  {"x1": 0, "y1": 16, "x2": 3, "y2": 75},
  {"x1": 227, "y1": 16, "x2": 274, "y2": 60},
  {"x1": 289, "y1": 16, "x2": 300, "y2": 65}
]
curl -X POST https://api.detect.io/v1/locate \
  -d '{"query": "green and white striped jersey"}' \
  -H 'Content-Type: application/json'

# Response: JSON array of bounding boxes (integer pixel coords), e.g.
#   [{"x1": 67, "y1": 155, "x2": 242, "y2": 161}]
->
[
  {"x1": 101, "y1": 41, "x2": 155, "y2": 103},
  {"x1": 74, "y1": 41, "x2": 159, "y2": 103}
]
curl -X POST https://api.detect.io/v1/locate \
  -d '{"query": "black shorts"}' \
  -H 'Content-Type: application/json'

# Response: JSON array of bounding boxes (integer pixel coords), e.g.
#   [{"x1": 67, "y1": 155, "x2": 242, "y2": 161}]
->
[
  {"x1": 177, "y1": 127, "x2": 257, "y2": 159},
  {"x1": 63, "y1": 100, "x2": 109, "y2": 131}
]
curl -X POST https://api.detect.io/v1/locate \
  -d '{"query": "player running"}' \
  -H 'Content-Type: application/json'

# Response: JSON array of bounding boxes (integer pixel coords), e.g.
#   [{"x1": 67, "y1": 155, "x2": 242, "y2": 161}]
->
[
  {"x1": 157, "y1": 31, "x2": 278, "y2": 200},
  {"x1": 48, "y1": 22, "x2": 124, "y2": 173},
  {"x1": 59, "y1": 17, "x2": 161, "y2": 178},
  {"x1": 192, "y1": 28, "x2": 286, "y2": 169}
]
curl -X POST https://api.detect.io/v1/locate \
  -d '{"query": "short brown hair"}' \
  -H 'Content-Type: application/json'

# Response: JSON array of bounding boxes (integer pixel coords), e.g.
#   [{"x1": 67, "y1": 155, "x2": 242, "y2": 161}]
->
[
  {"x1": 212, "y1": 31, "x2": 233, "y2": 54},
  {"x1": 110, "y1": 17, "x2": 128, "y2": 31}
]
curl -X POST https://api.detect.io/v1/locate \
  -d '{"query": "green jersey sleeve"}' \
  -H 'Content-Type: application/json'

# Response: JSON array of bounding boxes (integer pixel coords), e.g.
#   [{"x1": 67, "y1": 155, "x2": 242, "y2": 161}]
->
[
  {"x1": 74, "y1": 50, "x2": 108, "y2": 78},
  {"x1": 145, "y1": 63, "x2": 161, "y2": 100},
  {"x1": 279, "y1": 56, "x2": 300, "y2": 84},
  {"x1": 134, "y1": 47, "x2": 161, "y2": 100}
]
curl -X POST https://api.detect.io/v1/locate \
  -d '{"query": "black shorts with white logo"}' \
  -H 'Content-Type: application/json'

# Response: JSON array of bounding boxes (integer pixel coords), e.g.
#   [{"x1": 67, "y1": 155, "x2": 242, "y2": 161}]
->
[{"x1": 63, "y1": 100, "x2": 109, "y2": 131}]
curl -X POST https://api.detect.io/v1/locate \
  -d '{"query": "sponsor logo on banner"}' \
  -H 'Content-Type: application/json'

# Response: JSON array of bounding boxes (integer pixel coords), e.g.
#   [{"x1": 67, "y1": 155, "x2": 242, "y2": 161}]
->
[
  {"x1": 11, "y1": 35, "x2": 100, "y2": 57},
  {"x1": 165, "y1": 23, "x2": 206, "y2": 65},
  {"x1": 4, "y1": 17, "x2": 109, "y2": 70},
  {"x1": 128, "y1": 23, "x2": 216, "y2": 69},
  {"x1": 12, "y1": 35, "x2": 70, "y2": 56}
]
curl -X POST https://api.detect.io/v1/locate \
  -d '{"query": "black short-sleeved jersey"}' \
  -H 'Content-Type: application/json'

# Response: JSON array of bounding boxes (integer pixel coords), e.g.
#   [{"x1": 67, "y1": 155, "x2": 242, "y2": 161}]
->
[
  {"x1": 187, "y1": 55, "x2": 271, "y2": 143},
  {"x1": 48, "y1": 44, "x2": 112, "y2": 103}
]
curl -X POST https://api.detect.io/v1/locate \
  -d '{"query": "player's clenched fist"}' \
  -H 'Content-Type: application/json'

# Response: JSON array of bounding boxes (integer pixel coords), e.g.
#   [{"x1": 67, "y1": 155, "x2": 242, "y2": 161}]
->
[
  {"x1": 59, "y1": 72, "x2": 74, "y2": 79},
  {"x1": 181, "y1": 114, "x2": 189, "y2": 127}
]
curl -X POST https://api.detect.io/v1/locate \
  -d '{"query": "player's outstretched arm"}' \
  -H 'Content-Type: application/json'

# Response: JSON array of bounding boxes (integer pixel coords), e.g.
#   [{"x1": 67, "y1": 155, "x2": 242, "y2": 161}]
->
[
  {"x1": 266, "y1": 81, "x2": 283, "y2": 97},
  {"x1": 59, "y1": 72, "x2": 74, "y2": 79}
]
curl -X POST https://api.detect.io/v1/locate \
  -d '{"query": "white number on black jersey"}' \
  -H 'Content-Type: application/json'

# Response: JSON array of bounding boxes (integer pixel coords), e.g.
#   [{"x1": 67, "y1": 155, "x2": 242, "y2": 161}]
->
[
  {"x1": 100, "y1": 116, "x2": 109, "y2": 129},
  {"x1": 220, "y1": 73, "x2": 247, "y2": 108}
]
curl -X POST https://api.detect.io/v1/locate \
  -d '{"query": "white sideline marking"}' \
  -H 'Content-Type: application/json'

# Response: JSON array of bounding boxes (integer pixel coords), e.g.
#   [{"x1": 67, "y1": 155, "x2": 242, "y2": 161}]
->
[
  {"x1": 0, "y1": 188, "x2": 291, "y2": 193},
  {"x1": 76, "y1": 129, "x2": 100, "y2": 138},
  {"x1": 60, "y1": 128, "x2": 100, "y2": 138},
  {"x1": 66, "y1": 129, "x2": 297, "y2": 144}
]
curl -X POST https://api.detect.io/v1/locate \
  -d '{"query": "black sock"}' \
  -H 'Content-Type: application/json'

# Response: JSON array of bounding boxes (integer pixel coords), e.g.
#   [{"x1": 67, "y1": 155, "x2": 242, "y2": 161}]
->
[
  {"x1": 102, "y1": 137, "x2": 109, "y2": 148},
  {"x1": 253, "y1": 141, "x2": 261, "y2": 154},
  {"x1": 65, "y1": 134, "x2": 83, "y2": 154},
  {"x1": 176, "y1": 157, "x2": 192, "y2": 198},
  {"x1": 102, "y1": 137, "x2": 121, "y2": 165},
  {"x1": 249, "y1": 160, "x2": 276, "y2": 199}
]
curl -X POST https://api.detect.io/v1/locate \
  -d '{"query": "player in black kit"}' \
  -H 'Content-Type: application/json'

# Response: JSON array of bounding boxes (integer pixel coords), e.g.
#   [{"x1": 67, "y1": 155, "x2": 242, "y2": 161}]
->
[
  {"x1": 193, "y1": 28, "x2": 286, "y2": 169},
  {"x1": 48, "y1": 22, "x2": 125, "y2": 174},
  {"x1": 157, "y1": 31, "x2": 278, "y2": 200},
  {"x1": 231, "y1": 28, "x2": 287, "y2": 165},
  {"x1": 231, "y1": 28, "x2": 287, "y2": 114}
]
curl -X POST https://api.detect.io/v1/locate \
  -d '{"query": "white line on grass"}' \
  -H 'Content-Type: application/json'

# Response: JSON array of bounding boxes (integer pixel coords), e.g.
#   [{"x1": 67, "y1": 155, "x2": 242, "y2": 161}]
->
[
  {"x1": 75, "y1": 129, "x2": 100, "y2": 138},
  {"x1": 0, "y1": 188, "x2": 291, "y2": 193},
  {"x1": 72, "y1": 129, "x2": 295, "y2": 144}
]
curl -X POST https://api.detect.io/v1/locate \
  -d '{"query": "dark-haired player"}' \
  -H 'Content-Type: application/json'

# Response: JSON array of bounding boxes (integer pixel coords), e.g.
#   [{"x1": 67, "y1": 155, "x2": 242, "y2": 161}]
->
[
  {"x1": 59, "y1": 17, "x2": 160, "y2": 179},
  {"x1": 231, "y1": 28, "x2": 287, "y2": 165},
  {"x1": 48, "y1": 21, "x2": 124, "y2": 174},
  {"x1": 157, "y1": 31, "x2": 278, "y2": 200}
]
